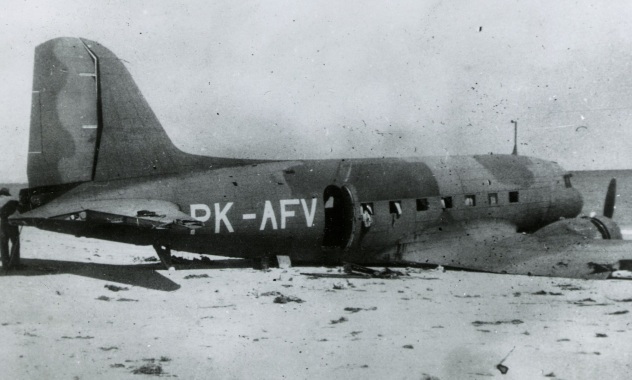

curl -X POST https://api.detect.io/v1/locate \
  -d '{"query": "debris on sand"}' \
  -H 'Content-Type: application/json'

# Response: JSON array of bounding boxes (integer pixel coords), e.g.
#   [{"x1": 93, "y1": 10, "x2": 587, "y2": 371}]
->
[
  {"x1": 496, "y1": 364, "x2": 509, "y2": 374},
  {"x1": 96, "y1": 295, "x2": 111, "y2": 301},
  {"x1": 532, "y1": 290, "x2": 563, "y2": 296},
  {"x1": 544, "y1": 372, "x2": 557, "y2": 378},
  {"x1": 343, "y1": 263, "x2": 408, "y2": 279},
  {"x1": 62, "y1": 335, "x2": 94, "y2": 339},
  {"x1": 273, "y1": 295, "x2": 304, "y2": 304},
  {"x1": 183, "y1": 274, "x2": 210, "y2": 279},
  {"x1": 100, "y1": 346, "x2": 119, "y2": 351},
  {"x1": 132, "y1": 363, "x2": 163, "y2": 375},
  {"x1": 471, "y1": 320, "x2": 523, "y2": 327},
  {"x1": 104, "y1": 284, "x2": 129, "y2": 292},
  {"x1": 569, "y1": 298, "x2": 610, "y2": 307},
  {"x1": 421, "y1": 374, "x2": 440, "y2": 380},
  {"x1": 110, "y1": 363, "x2": 125, "y2": 368},
  {"x1": 260, "y1": 291, "x2": 283, "y2": 297},
  {"x1": 607, "y1": 310, "x2": 629, "y2": 315},
  {"x1": 117, "y1": 298, "x2": 139, "y2": 302},
  {"x1": 596, "y1": 333, "x2": 608, "y2": 338},
  {"x1": 330, "y1": 317, "x2": 348, "y2": 324},
  {"x1": 402, "y1": 344, "x2": 414, "y2": 349},
  {"x1": 344, "y1": 307, "x2": 377, "y2": 313}
]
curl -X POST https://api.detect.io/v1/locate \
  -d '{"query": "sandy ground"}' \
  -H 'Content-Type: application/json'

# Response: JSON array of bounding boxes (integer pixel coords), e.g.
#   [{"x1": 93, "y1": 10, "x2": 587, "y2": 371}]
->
[{"x1": 1, "y1": 228, "x2": 631, "y2": 380}]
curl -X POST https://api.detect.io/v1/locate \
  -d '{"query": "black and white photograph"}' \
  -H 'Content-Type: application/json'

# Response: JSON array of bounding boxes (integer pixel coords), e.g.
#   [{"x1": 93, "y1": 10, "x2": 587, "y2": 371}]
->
[{"x1": 1, "y1": 1, "x2": 632, "y2": 378}]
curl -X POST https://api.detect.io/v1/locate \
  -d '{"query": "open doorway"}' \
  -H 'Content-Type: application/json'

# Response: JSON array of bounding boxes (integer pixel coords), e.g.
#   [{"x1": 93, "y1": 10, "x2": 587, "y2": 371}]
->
[{"x1": 322, "y1": 185, "x2": 355, "y2": 249}]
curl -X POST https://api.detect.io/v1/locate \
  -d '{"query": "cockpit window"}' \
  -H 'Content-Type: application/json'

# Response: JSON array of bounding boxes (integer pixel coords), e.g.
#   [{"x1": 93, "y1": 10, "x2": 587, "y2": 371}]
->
[{"x1": 563, "y1": 174, "x2": 573, "y2": 188}]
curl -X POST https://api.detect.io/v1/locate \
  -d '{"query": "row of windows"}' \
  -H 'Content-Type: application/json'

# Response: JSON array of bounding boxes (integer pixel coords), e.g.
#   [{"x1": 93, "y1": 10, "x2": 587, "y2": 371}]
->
[{"x1": 362, "y1": 191, "x2": 521, "y2": 216}]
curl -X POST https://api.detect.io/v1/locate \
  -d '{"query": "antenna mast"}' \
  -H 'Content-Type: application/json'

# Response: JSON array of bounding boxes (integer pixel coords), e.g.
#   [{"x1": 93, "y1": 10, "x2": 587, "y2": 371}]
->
[{"x1": 511, "y1": 120, "x2": 518, "y2": 155}]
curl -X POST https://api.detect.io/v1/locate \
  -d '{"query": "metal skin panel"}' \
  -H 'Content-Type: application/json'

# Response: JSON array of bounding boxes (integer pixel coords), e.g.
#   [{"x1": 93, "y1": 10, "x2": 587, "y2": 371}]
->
[{"x1": 15, "y1": 37, "x2": 632, "y2": 279}]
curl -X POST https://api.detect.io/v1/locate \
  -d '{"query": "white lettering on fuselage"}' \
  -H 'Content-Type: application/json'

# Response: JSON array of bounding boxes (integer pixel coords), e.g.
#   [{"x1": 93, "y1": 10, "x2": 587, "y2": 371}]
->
[{"x1": 190, "y1": 198, "x2": 318, "y2": 233}]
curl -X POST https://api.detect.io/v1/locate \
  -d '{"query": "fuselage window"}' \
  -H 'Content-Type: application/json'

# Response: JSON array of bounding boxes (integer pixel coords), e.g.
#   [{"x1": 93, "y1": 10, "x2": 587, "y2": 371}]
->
[
  {"x1": 509, "y1": 191, "x2": 519, "y2": 203},
  {"x1": 464, "y1": 195, "x2": 476, "y2": 206},
  {"x1": 488, "y1": 193, "x2": 498, "y2": 205},
  {"x1": 563, "y1": 174, "x2": 573, "y2": 188},
  {"x1": 361, "y1": 203, "x2": 374, "y2": 215},
  {"x1": 361, "y1": 203, "x2": 374, "y2": 228},
  {"x1": 389, "y1": 200, "x2": 402, "y2": 216},
  {"x1": 416, "y1": 198, "x2": 429, "y2": 211},
  {"x1": 441, "y1": 196, "x2": 453, "y2": 209}
]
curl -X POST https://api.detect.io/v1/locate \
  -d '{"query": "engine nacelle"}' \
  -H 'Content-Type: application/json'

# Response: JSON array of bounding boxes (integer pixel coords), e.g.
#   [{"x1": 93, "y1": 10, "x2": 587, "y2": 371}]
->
[{"x1": 534, "y1": 216, "x2": 622, "y2": 240}]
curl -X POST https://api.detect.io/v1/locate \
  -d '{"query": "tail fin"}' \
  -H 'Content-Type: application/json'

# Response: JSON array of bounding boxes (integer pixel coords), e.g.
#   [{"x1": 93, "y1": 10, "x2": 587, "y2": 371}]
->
[{"x1": 28, "y1": 37, "x2": 253, "y2": 188}]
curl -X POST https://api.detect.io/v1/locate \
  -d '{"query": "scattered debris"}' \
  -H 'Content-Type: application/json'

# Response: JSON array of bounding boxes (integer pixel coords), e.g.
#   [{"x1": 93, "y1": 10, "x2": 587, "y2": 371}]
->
[
  {"x1": 471, "y1": 320, "x2": 523, "y2": 327},
  {"x1": 496, "y1": 364, "x2": 509, "y2": 375},
  {"x1": 532, "y1": 290, "x2": 563, "y2": 296},
  {"x1": 421, "y1": 374, "x2": 440, "y2": 380},
  {"x1": 183, "y1": 274, "x2": 210, "y2": 279},
  {"x1": 557, "y1": 338, "x2": 570, "y2": 342},
  {"x1": 333, "y1": 282, "x2": 347, "y2": 290},
  {"x1": 610, "y1": 298, "x2": 632, "y2": 303},
  {"x1": 596, "y1": 333, "x2": 608, "y2": 338},
  {"x1": 132, "y1": 363, "x2": 163, "y2": 375},
  {"x1": 260, "y1": 291, "x2": 283, "y2": 297},
  {"x1": 556, "y1": 284, "x2": 582, "y2": 291},
  {"x1": 159, "y1": 356, "x2": 171, "y2": 362},
  {"x1": 569, "y1": 298, "x2": 610, "y2": 307},
  {"x1": 96, "y1": 295, "x2": 111, "y2": 301},
  {"x1": 454, "y1": 294, "x2": 481, "y2": 298},
  {"x1": 273, "y1": 295, "x2": 304, "y2": 304},
  {"x1": 110, "y1": 363, "x2": 125, "y2": 368},
  {"x1": 496, "y1": 346, "x2": 515, "y2": 375},
  {"x1": 104, "y1": 284, "x2": 129, "y2": 292},
  {"x1": 544, "y1": 372, "x2": 557, "y2": 377},
  {"x1": 62, "y1": 335, "x2": 94, "y2": 339},
  {"x1": 607, "y1": 310, "x2": 629, "y2": 315},
  {"x1": 344, "y1": 307, "x2": 377, "y2": 313},
  {"x1": 117, "y1": 298, "x2": 139, "y2": 302},
  {"x1": 343, "y1": 263, "x2": 407, "y2": 278},
  {"x1": 402, "y1": 344, "x2": 414, "y2": 349},
  {"x1": 100, "y1": 346, "x2": 119, "y2": 351},
  {"x1": 330, "y1": 317, "x2": 348, "y2": 324}
]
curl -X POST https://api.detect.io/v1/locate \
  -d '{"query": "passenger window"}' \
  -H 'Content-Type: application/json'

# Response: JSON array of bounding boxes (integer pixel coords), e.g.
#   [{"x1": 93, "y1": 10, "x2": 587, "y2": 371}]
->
[
  {"x1": 416, "y1": 198, "x2": 429, "y2": 211},
  {"x1": 464, "y1": 195, "x2": 476, "y2": 206},
  {"x1": 441, "y1": 196, "x2": 453, "y2": 209},
  {"x1": 563, "y1": 174, "x2": 573, "y2": 188},
  {"x1": 488, "y1": 193, "x2": 498, "y2": 205},
  {"x1": 509, "y1": 191, "x2": 519, "y2": 203},
  {"x1": 361, "y1": 203, "x2": 374, "y2": 215},
  {"x1": 389, "y1": 201, "x2": 402, "y2": 216}
]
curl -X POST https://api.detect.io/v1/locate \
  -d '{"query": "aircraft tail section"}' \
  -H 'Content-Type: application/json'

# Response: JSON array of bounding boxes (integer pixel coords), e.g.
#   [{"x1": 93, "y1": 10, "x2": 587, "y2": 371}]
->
[{"x1": 28, "y1": 37, "x2": 255, "y2": 189}]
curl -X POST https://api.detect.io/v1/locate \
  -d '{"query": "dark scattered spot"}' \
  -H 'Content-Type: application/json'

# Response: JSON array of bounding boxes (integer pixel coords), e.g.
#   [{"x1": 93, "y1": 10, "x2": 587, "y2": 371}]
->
[
  {"x1": 454, "y1": 294, "x2": 480, "y2": 298},
  {"x1": 544, "y1": 372, "x2": 556, "y2": 377},
  {"x1": 360, "y1": 364, "x2": 369, "y2": 368},
  {"x1": 596, "y1": 333, "x2": 607, "y2": 338},
  {"x1": 96, "y1": 295, "x2": 111, "y2": 301},
  {"x1": 607, "y1": 310, "x2": 629, "y2": 315},
  {"x1": 132, "y1": 363, "x2": 162, "y2": 375},
  {"x1": 110, "y1": 363, "x2": 125, "y2": 368},
  {"x1": 318, "y1": 339, "x2": 328, "y2": 342},
  {"x1": 496, "y1": 364, "x2": 509, "y2": 374},
  {"x1": 183, "y1": 274, "x2": 210, "y2": 279},
  {"x1": 117, "y1": 298, "x2": 138, "y2": 302},
  {"x1": 56, "y1": 291, "x2": 62, "y2": 295},
  {"x1": 403, "y1": 344, "x2": 414, "y2": 349},
  {"x1": 612, "y1": 298, "x2": 632, "y2": 302},
  {"x1": 100, "y1": 346, "x2": 119, "y2": 351},
  {"x1": 522, "y1": 331, "x2": 530, "y2": 335},
  {"x1": 421, "y1": 374, "x2": 441, "y2": 380},
  {"x1": 350, "y1": 331, "x2": 362, "y2": 336},
  {"x1": 431, "y1": 325, "x2": 444, "y2": 329},
  {"x1": 556, "y1": 284, "x2": 582, "y2": 291},
  {"x1": 330, "y1": 317, "x2": 348, "y2": 324},
  {"x1": 471, "y1": 319, "x2": 523, "y2": 327},
  {"x1": 24, "y1": 332, "x2": 38, "y2": 337},
  {"x1": 557, "y1": 338, "x2": 570, "y2": 342},
  {"x1": 345, "y1": 307, "x2": 362, "y2": 313},
  {"x1": 274, "y1": 295, "x2": 304, "y2": 304},
  {"x1": 261, "y1": 291, "x2": 283, "y2": 297},
  {"x1": 477, "y1": 329, "x2": 491, "y2": 333},
  {"x1": 532, "y1": 290, "x2": 563, "y2": 296},
  {"x1": 62, "y1": 336, "x2": 94, "y2": 340},
  {"x1": 159, "y1": 356, "x2": 171, "y2": 362}
]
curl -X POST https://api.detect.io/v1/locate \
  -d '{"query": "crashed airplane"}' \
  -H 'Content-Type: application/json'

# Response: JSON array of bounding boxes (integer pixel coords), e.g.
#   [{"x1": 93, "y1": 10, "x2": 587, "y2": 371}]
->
[{"x1": 8, "y1": 37, "x2": 632, "y2": 279}]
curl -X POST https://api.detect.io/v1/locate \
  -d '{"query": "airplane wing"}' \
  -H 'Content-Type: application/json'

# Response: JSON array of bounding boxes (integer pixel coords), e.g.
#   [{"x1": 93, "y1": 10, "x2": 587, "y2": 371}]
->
[
  {"x1": 11, "y1": 198, "x2": 203, "y2": 231},
  {"x1": 392, "y1": 221, "x2": 632, "y2": 279}
]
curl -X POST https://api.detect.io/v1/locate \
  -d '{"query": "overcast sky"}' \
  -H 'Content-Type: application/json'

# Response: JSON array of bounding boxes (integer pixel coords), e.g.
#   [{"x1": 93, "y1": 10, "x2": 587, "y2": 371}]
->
[{"x1": 1, "y1": 1, "x2": 632, "y2": 182}]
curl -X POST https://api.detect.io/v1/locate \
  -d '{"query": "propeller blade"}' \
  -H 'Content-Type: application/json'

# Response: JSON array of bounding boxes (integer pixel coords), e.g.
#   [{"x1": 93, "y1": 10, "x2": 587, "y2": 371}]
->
[{"x1": 603, "y1": 178, "x2": 616, "y2": 218}]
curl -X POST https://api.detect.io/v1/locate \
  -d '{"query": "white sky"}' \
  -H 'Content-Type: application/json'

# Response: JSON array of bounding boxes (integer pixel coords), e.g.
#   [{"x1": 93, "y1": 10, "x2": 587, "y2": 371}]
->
[{"x1": 2, "y1": 0, "x2": 632, "y2": 182}]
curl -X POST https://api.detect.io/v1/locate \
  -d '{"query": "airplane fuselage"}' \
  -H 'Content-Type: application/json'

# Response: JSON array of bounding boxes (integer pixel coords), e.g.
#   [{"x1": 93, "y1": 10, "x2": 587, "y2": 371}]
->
[{"x1": 20, "y1": 154, "x2": 583, "y2": 264}]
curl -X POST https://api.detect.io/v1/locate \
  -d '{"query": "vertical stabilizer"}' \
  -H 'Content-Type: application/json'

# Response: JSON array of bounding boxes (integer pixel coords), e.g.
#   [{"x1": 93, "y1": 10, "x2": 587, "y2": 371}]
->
[{"x1": 27, "y1": 37, "x2": 258, "y2": 189}]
